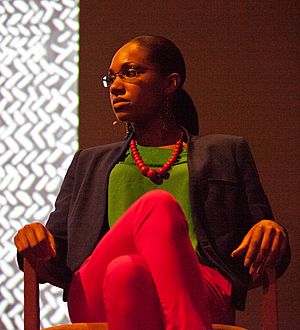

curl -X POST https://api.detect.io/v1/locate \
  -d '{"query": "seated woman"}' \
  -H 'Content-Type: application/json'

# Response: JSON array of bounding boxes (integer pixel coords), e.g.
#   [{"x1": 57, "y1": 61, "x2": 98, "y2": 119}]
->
[{"x1": 14, "y1": 35, "x2": 290, "y2": 330}]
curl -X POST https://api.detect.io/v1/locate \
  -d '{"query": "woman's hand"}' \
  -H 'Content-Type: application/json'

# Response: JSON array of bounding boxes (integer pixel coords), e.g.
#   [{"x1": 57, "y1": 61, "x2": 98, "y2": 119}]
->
[
  {"x1": 14, "y1": 223, "x2": 56, "y2": 266},
  {"x1": 231, "y1": 219, "x2": 288, "y2": 275}
]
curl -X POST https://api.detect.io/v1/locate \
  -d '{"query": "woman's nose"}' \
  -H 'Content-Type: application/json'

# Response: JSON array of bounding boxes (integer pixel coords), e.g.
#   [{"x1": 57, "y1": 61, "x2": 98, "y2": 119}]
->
[{"x1": 110, "y1": 76, "x2": 125, "y2": 96}]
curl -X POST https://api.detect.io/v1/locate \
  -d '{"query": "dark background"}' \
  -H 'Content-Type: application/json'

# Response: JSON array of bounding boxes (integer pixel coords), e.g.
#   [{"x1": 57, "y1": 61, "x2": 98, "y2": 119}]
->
[{"x1": 79, "y1": 1, "x2": 300, "y2": 328}]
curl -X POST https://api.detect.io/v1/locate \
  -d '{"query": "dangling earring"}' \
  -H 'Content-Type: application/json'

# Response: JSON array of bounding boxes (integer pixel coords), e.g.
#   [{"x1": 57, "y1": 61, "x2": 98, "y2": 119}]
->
[
  {"x1": 124, "y1": 122, "x2": 134, "y2": 139},
  {"x1": 160, "y1": 95, "x2": 171, "y2": 131}
]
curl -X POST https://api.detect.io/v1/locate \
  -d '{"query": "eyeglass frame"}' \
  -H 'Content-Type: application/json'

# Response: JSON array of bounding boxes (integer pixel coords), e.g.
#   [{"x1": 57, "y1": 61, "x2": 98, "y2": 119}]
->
[{"x1": 102, "y1": 66, "x2": 160, "y2": 88}]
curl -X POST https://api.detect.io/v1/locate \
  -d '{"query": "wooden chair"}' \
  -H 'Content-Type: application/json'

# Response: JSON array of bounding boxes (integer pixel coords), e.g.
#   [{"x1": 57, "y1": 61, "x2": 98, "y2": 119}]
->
[{"x1": 24, "y1": 258, "x2": 277, "y2": 330}]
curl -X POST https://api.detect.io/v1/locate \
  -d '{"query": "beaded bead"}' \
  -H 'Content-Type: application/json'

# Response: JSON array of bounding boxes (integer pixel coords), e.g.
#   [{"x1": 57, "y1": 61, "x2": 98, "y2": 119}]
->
[
  {"x1": 140, "y1": 165, "x2": 149, "y2": 175},
  {"x1": 147, "y1": 169, "x2": 158, "y2": 180},
  {"x1": 157, "y1": 168, "x2": 169, "y2": 179}
]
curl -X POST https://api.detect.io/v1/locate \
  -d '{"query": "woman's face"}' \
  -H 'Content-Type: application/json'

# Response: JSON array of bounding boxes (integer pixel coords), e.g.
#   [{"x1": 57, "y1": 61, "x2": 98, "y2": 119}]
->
[{"x1": 108, "y1": 42, "x2": 168, "y2": 124}]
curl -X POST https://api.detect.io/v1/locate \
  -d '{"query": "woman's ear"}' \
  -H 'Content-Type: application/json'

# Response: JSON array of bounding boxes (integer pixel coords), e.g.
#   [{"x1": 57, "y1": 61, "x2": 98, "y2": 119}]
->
[{"x1": 165, "y1": 73, "x2": 181, "y2": 94}]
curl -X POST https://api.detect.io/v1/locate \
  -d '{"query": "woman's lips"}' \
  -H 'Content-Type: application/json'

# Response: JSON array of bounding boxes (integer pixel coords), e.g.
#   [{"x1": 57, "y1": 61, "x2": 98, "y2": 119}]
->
[
  {"x1": 113, "y1": 97, "x2": 129, "y2": 104},
  {"x1": 113, "y1": 98, "x2": 130, "y2": 109}
]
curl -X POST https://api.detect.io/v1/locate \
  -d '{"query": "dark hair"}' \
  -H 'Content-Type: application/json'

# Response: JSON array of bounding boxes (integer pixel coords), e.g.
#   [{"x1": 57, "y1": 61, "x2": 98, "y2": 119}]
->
[
  {"x1": 131, "y1": 35, "x2": 186, "y2": 88},
  {"x1": 129, "y1": 35, "x2": 199, "y2": 135},
  {"x1": 173, "y1": 89, "x2": 199, "y2": 135}
]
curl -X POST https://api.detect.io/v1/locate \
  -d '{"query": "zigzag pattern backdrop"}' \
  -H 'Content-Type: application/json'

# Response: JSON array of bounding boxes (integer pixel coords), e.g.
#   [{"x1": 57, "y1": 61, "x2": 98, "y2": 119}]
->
[{"x1": 0, "y1": 1, "x2": 79, "y2": 329}]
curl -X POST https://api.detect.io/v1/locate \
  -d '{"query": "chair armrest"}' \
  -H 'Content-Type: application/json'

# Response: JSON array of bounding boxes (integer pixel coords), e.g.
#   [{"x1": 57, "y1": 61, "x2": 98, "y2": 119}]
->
[
  {"x1": 262, "y1": 268, "x2": 278, "y2": 330},
  {"x1": 24, "y1": 258, "x2": 40, "y2": 330}
]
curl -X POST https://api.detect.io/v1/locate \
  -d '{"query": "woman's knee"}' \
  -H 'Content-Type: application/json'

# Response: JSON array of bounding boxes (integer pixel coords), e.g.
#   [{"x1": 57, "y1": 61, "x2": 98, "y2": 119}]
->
[
  {"x1": 103, "y1": 256, "x2": 163, "y2": 329},
  {"x1": 134, "y1": 190, "x2": 188, "y2": 237},
  {"x1": 139, "y1": 190, "x2": 177, "y2": 207},
  {"x1": 103, "y1": 255, "x2": 156, "y2": 309},
  {"x1": 103, "y1": 255, "x2": 152, "y2": 293}
]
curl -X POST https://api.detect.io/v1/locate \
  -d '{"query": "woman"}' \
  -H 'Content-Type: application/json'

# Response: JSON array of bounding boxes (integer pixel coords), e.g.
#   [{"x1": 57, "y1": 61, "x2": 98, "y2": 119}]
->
[{"x1": 15, "y1": 35, "x2": 290, "y2": 329}]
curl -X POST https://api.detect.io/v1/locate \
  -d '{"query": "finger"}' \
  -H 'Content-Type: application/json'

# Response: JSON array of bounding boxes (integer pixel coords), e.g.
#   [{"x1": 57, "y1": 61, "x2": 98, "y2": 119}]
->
[
  {"x1": 35, "y1": 227, "x2": 57, "y2": 260},
  {"x1": 231, "y1": 232, "x2": 252, "y2": 258},
  {"x1": 250, "y1": 226, "x2": 275, "y2": 274},
  {"x1": 28, "y1": 224, "x2": 55, "y2": 259},
  {"x1": 45, "y1": 229, "x2": 56, "y2": 258},
  {"x1": 14, "y1": 233, "x2": 30, "y2": 253},
  {"x1": 33, "y1": 223, "x2": 48, "y2": 243},
  {"x1": 14, "y1": 224, "x2": 54, "y2": 261},
  {"x1": 262, "y1": 231, "x2": 284, "y2": 270},
  {"x1": 14, "y1": 228, "x2": 40, "y2": 265},
  {"x1": 278, "y1": 233, "x2": 288, "y2": 260},
  {"x1": 14, "y1": 225, "x2": 39, "y2": 253},
  {"x1": 243, "y1": 227, "x2": 264, "y2": 268},
  {"x1": 33, "y1": 224, "x2": 55, "y2": 259}
]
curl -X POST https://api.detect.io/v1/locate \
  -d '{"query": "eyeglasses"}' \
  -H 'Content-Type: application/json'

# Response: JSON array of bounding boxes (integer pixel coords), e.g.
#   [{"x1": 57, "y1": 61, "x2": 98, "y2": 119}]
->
[{"x1": 102, "y1": 67, "x2": 157, "y2": 88}]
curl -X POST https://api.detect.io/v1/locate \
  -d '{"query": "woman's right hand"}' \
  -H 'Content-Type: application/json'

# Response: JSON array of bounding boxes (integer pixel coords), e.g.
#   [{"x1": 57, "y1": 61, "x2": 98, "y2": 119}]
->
[{"x1": 14, "y1": 223, "x2": 56, "y2": 266}]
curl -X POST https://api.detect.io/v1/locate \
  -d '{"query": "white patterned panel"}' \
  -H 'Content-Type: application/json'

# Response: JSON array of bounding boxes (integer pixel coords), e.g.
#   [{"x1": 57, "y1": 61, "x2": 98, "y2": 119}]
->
[{"x1": 0, "y1": 1, "x2": 79, "y2": 329}]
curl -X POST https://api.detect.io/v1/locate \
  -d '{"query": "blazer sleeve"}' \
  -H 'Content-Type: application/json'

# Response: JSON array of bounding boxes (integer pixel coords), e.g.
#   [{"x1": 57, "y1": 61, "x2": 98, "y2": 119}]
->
[
  {"x1": 235, "y1": 138, "x2": 291, "y2": 277},
  {"x1": 45, "y1": 150, "x2": 82, "y2": 267},
  {"x1": 235, "y1": 137, "x2": 274, "y2": 224},
  {"x1": 16, "y1": 151, "x2": 81, "y2": 287}
]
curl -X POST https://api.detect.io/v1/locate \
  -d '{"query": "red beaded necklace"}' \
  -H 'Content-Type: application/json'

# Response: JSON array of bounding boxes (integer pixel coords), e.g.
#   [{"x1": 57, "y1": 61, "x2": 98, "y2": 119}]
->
[{"x1": 129, "y1": 134, "x2": 184, "y2": 182}]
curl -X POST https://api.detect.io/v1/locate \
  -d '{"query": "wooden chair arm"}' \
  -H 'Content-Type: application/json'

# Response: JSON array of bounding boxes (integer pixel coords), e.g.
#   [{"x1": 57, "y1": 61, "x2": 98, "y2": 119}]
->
[
  {"x1": 262, "y1": 268, "x2": 278, "y2": 330},
  {"x1": 24, "y1": 258, "x2": 40, "y2": 330}
]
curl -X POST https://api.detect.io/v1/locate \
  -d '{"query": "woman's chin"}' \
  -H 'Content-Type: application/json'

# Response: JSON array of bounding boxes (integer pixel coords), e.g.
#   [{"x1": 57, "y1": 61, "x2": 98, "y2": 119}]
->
[{"x1": 114, "y1": 111, "x2": 131, "y2": 122}]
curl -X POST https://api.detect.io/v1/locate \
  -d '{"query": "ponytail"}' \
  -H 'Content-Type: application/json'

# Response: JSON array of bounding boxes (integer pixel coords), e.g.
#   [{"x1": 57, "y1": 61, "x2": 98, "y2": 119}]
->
[{"x1": 174, "y1": 89, "x2": 199, "y2": 135}]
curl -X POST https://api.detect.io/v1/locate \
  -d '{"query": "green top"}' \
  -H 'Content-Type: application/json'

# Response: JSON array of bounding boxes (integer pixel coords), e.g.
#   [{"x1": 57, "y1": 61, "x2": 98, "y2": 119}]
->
[{"x1": 108, "y1": 145, "x2": 197, "y2": 249}]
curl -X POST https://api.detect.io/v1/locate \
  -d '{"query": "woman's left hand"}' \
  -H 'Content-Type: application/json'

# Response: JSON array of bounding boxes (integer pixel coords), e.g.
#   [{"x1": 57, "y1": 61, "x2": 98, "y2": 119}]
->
[{"x1": 231, "y1": 219, "x2": 289, "y2": 275}]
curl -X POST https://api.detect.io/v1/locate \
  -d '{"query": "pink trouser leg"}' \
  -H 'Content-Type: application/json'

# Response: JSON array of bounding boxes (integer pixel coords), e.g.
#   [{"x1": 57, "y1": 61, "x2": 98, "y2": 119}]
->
[
  {"x1": 68, "y1": 190, "x2": 213, "y2": 329},
  {"x1": 103, "y1": 255, "x2": 164, "y2": 329}
]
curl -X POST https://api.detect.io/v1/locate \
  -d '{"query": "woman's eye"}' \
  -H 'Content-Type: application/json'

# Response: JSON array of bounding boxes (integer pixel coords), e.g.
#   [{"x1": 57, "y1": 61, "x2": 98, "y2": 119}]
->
[
  {"x1": 108, "y1": 75, "x2": 115, "y2": 82},
  {"x1": 125, "y1": 69, "x2": 137, "y2": 77}
]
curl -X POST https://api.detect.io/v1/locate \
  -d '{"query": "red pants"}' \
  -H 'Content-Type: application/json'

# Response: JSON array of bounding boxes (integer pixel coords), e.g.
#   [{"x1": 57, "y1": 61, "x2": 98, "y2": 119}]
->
[{"x1": 68, "y1": 190, "x2": 234, "y2": 329}]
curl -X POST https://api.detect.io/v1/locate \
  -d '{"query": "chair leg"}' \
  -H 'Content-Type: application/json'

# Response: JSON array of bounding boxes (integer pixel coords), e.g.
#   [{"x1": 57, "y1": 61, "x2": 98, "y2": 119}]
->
[{"x1": 24, "y1": 258, "x2": 40, "y2": 330}]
